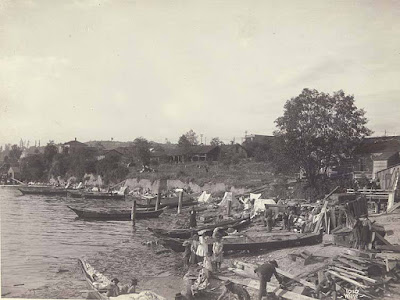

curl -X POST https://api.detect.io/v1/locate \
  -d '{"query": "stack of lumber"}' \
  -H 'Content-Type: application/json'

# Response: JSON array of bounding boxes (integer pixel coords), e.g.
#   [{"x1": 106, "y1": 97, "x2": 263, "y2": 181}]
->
[{"x1": 220, "y1": 254, "x2": 400, "y2": 299}]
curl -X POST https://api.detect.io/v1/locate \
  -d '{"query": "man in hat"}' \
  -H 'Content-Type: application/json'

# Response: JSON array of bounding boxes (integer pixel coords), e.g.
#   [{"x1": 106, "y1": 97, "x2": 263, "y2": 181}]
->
[
  {"x1": 189, "y1": 208, "x2": 197, "y2": 228},
  {"x1": 106, "y1": 278, "x2": 120, "y2": 297},
  {"x1": 254, "y1": 260, "x2": 283, "y2": 300},
  {"x1": 217, "y1": 280, "x2": 250, "y2": 300}
]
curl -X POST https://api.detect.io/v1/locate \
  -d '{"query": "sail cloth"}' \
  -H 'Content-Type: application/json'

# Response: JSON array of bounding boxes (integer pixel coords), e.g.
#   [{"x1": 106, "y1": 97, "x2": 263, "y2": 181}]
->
[
  {"x1": 117, "y1": 186, "x2": 128, "y2": 195},
  {"x1": 218, "y1": 192, "x2": 242, "y2": 208},
  {"x1": 250, "y1": 193, "x2": 262, "y2": 201},
  {"x1": 253, "y1": 198, "x2": 277, "y2": 214},
  {"x1": 197, "y1": 191, "x2": 212, "y2": 203}
]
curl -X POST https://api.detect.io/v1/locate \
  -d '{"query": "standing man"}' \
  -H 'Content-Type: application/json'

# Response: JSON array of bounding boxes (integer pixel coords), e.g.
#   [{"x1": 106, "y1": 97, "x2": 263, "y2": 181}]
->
[
  {"x1": 189, "y1": 208, "x2": 197, "y2": 228},
  {"x1": 264, "y1": 205, "x2": 273, "y2": 232},
  {"x1": 254, "y1": 260, "x2": 283, "y2": 300}
]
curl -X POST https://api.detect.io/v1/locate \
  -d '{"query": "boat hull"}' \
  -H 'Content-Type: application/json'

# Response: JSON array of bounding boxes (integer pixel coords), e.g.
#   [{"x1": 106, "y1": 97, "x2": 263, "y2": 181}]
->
[
  {"x1": 68, "y1": 191, "x2": 125, "y2": 200},
  {"x1": 18, "y1": 187, "x2": 69, "y2": 196},
  {"x1": 68, "y1": 206, "x2": 164, "y2": 220},
  {"x1": 148, "y1": 218, "x2": 250, "y2": 239},
  {"x1": 160, "y1": 231, "x2": 323, "y2": 253}
]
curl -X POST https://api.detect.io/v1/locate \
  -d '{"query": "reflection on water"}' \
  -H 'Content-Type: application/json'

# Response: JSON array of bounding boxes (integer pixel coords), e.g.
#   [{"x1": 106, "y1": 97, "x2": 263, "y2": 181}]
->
[{"x1": 0, "y1": 188, "x2": 182, "y2": 298}]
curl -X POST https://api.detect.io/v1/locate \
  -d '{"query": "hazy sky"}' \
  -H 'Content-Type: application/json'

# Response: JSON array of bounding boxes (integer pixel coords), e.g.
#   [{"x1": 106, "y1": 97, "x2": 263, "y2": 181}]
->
[{"x1": 1, "y1": 0, "x2": 399, "y2": 146}]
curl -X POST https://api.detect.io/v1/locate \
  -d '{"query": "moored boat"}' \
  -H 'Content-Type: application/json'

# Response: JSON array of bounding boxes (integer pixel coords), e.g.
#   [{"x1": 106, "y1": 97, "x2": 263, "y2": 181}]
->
[
  {"x1": 131, "y1": 194, "x2": 198, "y2": 209},
  {"x1": 18, "y1": 186, "x2": 71, "y2": 196},
  {"x1": 68, "y1": 190, "x2": 125, "y2": 200},
  {"x1": 160, "y1": 230, "x2": 323, "y2": 253},
  {"x1": 67, "y1": 206, "x2": 165, "y2": 220},
  {"x1": 148, "y1": 217, "x2": 251, "y2": 239}
]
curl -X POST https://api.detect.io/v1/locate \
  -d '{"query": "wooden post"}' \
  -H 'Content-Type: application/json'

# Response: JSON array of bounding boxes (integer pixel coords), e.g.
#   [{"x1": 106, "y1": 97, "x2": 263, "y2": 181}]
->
[
  {"x1": 155, "y1": 192, "x2": 161, "y2": 211},
  {"x1": 227, "y1": 198, "x2": 232, "y2": 217},
  {"x1": 131, "y1": 199, "x2": 136, "y2": 226},
  {"x1": 177, "y1": 190, "x2": 183, "y2": 214}
]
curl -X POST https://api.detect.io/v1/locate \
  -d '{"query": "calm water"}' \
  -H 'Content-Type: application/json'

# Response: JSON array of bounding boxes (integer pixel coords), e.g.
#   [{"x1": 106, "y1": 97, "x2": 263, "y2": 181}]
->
[{"x1": 0, "y1": 188, "x2": 182, "y2": 298}]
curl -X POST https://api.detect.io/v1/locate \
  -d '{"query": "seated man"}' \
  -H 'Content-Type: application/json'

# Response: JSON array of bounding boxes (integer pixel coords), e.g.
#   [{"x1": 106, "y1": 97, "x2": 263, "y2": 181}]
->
[
  {"x1": 119, "y1": 278, "x2": 138, "y2": 294},
  {"x1": 106, "y1": 278, "x2": 120, "y2": 297},
  {"x1": 217, "y1": 280, "x2": 250, "y2": 300}
]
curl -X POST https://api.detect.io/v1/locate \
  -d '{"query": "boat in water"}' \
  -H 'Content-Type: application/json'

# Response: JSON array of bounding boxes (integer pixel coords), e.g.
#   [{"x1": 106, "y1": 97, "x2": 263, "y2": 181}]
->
[
  {"x1": 67, "y1": 206, "x2": 165, "y2": 221},
  {"x1": 160, "y1": 230, "x2": 323, "y2": 253},
  {"x1": 18, "y1": 186, "x2": 72, "y2": 196},
  {"x1": 68, "y1": 190, "x2": 125, "y2": 200},
  {"x1": 132, "y1": 195, "x2": 198, "y2": 209},
  {"x1": 148, "y1": 217, "x2": 251, "y2": 239}
]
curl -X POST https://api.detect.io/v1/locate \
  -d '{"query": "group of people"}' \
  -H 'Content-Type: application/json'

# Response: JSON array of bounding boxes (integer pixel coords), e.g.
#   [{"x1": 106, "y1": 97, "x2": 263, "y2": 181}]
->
[{"x1": 92, "y1": 275, "x2": 138, "y2": 297}]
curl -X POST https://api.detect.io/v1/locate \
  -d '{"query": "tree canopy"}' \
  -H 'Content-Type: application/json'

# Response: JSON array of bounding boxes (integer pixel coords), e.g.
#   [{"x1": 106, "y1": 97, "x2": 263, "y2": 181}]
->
[
  {"x1": 133, "y1": 137, "x2": 151, "y2": 166},
  {"x1": 275, "y1": 88, "x2": 372, "y2": 188},
  {"x1": 210, "y1": 137, "x2": 224, "y2": 146}
]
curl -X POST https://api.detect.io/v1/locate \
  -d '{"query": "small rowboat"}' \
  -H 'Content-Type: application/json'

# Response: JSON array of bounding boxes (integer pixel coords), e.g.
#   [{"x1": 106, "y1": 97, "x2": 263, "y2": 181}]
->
[
  {"x1": 67, "y1": 206, "x2": 165, "y2": 221},
  {"x1": 160, "y1": 230, "x2": 323, "y2": 253},
  {"x1": 148, "y1": 217, "x2": 251, "y2": 239},
  {"x1": 68, "y1": 190, "x2": 125, "y2": 200}
]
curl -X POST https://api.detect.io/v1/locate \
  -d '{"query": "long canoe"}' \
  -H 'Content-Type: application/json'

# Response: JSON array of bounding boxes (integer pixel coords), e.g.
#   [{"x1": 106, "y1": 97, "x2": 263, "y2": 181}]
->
[
  {"x1": 67, "y1": 206, "x2": 165, "y2": 220},
  {"x1": 148, "y1": 217, "x2": 251, "y2": 239},
  {"x1": 132, "y1": 196, "x2": 198, "y2": 209},
  {"x1": 18, "y1": 186, "x2": 70, "y2": 196},
  {"x1": 160, "y1": 230, "x2": 323, "y2": 253},
  {"x1": 68, "y1": 190, "x2": 125, "y2": 200}
]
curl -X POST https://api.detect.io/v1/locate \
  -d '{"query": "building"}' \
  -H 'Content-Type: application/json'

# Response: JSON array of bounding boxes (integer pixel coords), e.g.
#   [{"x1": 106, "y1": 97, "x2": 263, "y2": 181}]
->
[
  {"x1": 352, "y1": 136, "x2": 400, "y2": 180},
  {"x1": 220, "y1": 144, "x2": 249, "y2": 158},
  {"x1": 60, "y1": 138, "x2": 88, "y2": 154},
  {"x1": 150, "y1": 145, "x2": 221, "y2": 163},
  {"x1": 243, "y1": 134, "x2": 275, "y2": 144},
  {"x1": 7, "y1": 165, "x2": 21, "y2": 180}
]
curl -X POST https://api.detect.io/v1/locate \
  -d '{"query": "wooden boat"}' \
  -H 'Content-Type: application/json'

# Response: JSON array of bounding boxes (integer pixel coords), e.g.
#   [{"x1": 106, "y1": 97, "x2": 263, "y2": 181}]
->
[
  {"x1": 78, "y1": 258, "x2": 110, "y2": 300},
  {"x1": 148, "y1": 217, "x2": 251, "y2": 239},
  {"x1": 68, "y1": 190, "x2": 125, "y2": 200},
  {"x1": 68, "y1": 206, "x2": 165, "y2": 220},
  {"x1": 160, "y1": 230, "x2": 323, "y2": 253},
  {"x1": 18, "y1": 186, "x2": 71, "y2": 196},
  {"x1": 132, "y1": 194, "x2": 198, "y2": 209}
]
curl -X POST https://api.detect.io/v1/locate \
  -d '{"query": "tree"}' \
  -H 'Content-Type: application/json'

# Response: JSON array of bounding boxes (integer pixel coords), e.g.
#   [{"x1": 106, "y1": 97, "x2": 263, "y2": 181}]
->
[
  {"x1": 44, "y1": 142, "x2": 58, "y2": 167},
  {"x1": 210, "y1": 137, "x2": 224, "y2": 146},
  {"x1": 184, "y1": 129, "x2": 199, "y2": 145},
  {"x1": 275, "y1": 88, "x2": 372, "y2": 190},
  {"x1": 133, "y1": 137, "x2": 151, "y2": 166},
  {"x1": 9, "y1": 144, "x2": 22, "y2": 162},
  {"x1": 20, "y1": 154, "x2": 46, "y2": 181},
  {"x1": 178, "y1": 134, "x2": 192, "y2": 149}
]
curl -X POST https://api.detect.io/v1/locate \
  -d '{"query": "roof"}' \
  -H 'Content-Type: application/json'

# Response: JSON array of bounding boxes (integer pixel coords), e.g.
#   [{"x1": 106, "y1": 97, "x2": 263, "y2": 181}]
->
[
  {"x1": 372, "y1": 151, "x2": 399, "y2": 161},
  {"x1": 151, "y1": 145, "x2": 220, "y2": 157},
  {"x1": 354, "y1": 136, "x2": 400, "y2": 155},
  {"x1": 8, "y1": 166, "x2": 21, "y2": 173},
  {"x1": 63, "y1": 140, "x2": 88, "y2": 147}
]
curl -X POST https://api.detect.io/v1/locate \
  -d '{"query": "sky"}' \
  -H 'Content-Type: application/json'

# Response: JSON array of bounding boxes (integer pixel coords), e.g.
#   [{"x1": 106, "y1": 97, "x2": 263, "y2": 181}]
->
[{"x1": 1, "y1": 0, "x2": 399, "y2": 146}]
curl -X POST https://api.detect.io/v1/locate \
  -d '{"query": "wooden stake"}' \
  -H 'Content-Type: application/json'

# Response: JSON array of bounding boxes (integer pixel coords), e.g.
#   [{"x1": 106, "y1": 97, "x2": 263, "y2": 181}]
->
[
  {"x1": 177, "y1": 190, "x2": 183, "y2": 214},
  {"x1": 155, "y1": 191, "x2": 161, "y2": 211},
  {"x1": 131, "y1": 199, "x2": 136, "y2": 226}
]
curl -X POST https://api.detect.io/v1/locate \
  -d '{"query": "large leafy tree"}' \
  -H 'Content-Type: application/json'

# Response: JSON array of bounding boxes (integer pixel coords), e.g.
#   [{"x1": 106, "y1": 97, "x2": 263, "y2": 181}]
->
[
  {"x1": 133, "y1": 137, "x2": 151, "y2": 166},
  {"x1": 275, "y1": 88, "x2": 372, "y2": 188},
  {"x1": 9, "y1": 144, "x2": 22, "y2": 162},
  {"x1": 210, "y1": 137, "x2": 224, "y2": 146}
]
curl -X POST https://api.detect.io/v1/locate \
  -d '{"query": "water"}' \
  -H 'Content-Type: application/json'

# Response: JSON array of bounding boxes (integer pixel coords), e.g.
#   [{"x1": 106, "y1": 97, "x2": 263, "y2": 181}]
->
[{"x1": 0, "y1": 188, "x2": 183, "y2": 298}]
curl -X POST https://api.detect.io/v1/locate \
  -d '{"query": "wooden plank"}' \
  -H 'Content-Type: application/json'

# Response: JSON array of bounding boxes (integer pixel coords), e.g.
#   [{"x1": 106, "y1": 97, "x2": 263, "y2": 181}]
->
[
  {"x1": 232, "y1": 261, "x2": 317, "y2": 290},
  {"x1": 376, "y1": 245, "x2": 400, "y2": 252},
  {"x1": 330, "y1": 267, "x2": 378, "y2": 284},
  {"x1": 327, "y1": 270, "x2": 369, "y2": 289},
  {"x1": 340, "y1": 254, "x2": 369, "y2": 264},
  {"x1": 336, "y1": 257, "x2": 366, "y2": 270},
  {"x1": 375, "y1": 232, "x2": 392, "y2": 246},
  {"x1": 333, "y1": 265, "x2": 367, "y2": 275},
  {"x1": 215, "y1": 275, "x2": 316, "y2": 300},
  {"x1": 387, "y1": 202, "x2": 400, "y2": 214},
  {"x1": 313, "y1": 186, "x2": 340, "y2": 234}
]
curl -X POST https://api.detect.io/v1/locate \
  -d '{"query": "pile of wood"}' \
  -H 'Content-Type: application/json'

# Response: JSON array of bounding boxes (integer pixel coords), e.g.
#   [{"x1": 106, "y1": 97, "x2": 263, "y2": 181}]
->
[{"x1": 219, "y1": 251, "x2": 400, "y2": 299}]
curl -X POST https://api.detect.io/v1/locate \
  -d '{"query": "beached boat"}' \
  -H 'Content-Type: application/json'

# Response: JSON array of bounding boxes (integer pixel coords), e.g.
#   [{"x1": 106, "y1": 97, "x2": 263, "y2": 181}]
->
[
  {"x1": 78, "y1": 258, "x2": 110, "y2": 300},
  {"x1": 78, "y1": 258, "x2": 166, "y2": 300},
  {"x1": 18, "y1": 186, "x2": 71, "y2": 196},
  {"x1": 67, "y1": 206, "x2": 165, "y2": 220},
  {"x1": 160, "y1": 231, "x2": 323, "y2": 253},
  {"x1": 131, "y1": 194, "x2": 198, "y2": 209},
  {"x1": 68, "y1": 190, "x2": 125, "y2": 200},
  {"x1": 148, "y1": 217, "x2": 251, "y2": 239}
]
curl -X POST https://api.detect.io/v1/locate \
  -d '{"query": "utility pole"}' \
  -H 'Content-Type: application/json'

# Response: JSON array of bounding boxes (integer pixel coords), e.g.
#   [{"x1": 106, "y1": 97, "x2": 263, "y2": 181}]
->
[{"x1": 200, "y1": 134, "x2": 203, "y2": 145}]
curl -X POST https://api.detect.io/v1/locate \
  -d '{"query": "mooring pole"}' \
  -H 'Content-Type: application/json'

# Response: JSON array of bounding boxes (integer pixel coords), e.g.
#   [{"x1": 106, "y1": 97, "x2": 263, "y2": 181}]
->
[
  {"x1": 177, "y1": 190, "x2": 183, "y2": 214},
  {"x1": 227, "y1": 193, "x2": 232, "y2": 217},
  {"x1": 156, "y1": 191, "x2": 161, "y2": 211},
  {"x1": 131, "y1": 199, "x2": 136, "y2": 226}
]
